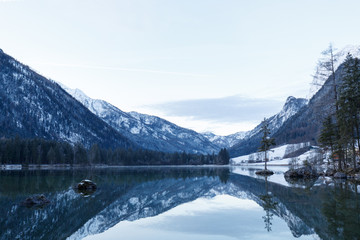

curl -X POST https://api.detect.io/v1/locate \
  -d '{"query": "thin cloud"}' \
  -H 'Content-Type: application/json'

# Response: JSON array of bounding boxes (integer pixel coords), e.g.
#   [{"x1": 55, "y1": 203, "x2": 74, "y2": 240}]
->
[
  {"x1": 30, "y1": 62, "x2": 213, "y2": 78},
  {"x1": 148, "y1": 95, "x2": 284, "y2": 124}
]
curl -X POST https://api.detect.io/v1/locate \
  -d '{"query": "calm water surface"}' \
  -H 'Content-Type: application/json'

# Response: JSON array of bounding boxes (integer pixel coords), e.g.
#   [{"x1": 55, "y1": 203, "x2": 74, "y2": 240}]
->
[{"x1": 1, "y1": 166, "x2": 360, "y2": 240}]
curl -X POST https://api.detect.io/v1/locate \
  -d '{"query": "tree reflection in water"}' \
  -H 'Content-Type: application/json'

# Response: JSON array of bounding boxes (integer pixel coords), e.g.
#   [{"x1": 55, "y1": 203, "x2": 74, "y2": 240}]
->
[{"x1": 259, "y1": 176, "x2": 278, "y2": 232}]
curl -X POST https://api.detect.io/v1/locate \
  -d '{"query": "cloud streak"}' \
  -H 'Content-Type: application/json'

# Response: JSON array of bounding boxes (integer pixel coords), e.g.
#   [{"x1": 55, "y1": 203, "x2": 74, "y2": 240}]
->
[
  {"x1": 148, "y1": 95, "x2": 284, "y2": 124},
  {"x1": 31, "y1": 62, "x2": 213, "y2": 78}
]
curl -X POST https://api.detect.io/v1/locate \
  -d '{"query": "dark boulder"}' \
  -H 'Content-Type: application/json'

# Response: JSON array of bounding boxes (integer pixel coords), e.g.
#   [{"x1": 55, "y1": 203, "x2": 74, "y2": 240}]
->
[
  {"x1": 255, "y1": 169, "x2": 274, "y2": 176},
  {"x1": 284, "y1": 166, "x2": 319, "y2": 179},
  {"x1": 75, "y1": 180, "x2": 97, "y2": 196},
  {"x1": 76, "y1": 179, "x2": 97, "y2": 190},
  {"x1": 21, "y1": 195, "x2": 50, "y2": 208}
]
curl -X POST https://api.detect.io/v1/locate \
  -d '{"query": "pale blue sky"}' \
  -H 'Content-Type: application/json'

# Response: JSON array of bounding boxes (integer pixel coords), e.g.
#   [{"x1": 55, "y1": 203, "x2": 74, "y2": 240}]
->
[{"x1": 1, "y1": 0, "x2": 360, "y2": 135}]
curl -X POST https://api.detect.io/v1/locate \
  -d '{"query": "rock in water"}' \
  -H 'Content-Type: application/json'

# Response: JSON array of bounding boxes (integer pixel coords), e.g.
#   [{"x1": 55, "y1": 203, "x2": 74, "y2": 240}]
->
[
  {"x1": 75, "y1": 179, "x2": 97, "y2": 197},
  {"x1": 255, "y1": 169, "x2": 274, "y2": 176},
  {"x1": 22, "y1": 195, "x2": 50, "y2": 208},
  {"x1": 284, "y1": 166, "x2": 318, "y2": 179},
  {"x1": 77, "y1": 179, "x2": 97, "y2": 190}
]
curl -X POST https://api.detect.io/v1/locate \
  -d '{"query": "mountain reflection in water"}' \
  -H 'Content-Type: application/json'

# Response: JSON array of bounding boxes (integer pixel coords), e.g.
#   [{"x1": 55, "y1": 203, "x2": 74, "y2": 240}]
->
[{"x1": 0, "y1": 166, "x2": 359, "y2": 240}]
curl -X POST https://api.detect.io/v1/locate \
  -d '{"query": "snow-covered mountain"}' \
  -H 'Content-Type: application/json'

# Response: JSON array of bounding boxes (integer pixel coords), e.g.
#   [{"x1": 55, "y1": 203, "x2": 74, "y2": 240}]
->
[
  {"x1": 248, "y1": 96, "x2": 308, "y2": 139},
  {"x1": 202, "y1": 131, "x2": 248, "y2": 148},
  {"x1": 0, "y1": 48, "x2": 134, "y2": 149},
  {"x1": 62, "y1": 86, "x2": 220, "y2": 154},
  {"x1": 229, "y1": 96, "x2": 308, "y2": 157}
]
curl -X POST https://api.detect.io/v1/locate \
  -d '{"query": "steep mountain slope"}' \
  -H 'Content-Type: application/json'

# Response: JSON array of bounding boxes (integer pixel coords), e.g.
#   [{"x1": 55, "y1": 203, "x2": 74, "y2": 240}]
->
[
  {"x1": 63, "y1": 86, "x2": 220, "y2": 154},
  {"x1": 273, "y1": 46, "x2": 360, "y2": 147},
  {"x1": 229, "y1": 96, "x2": 308, "y2": 157},
  {"x1": 0, "y1": 48, "x2": 135, "y2": 149},
  {"x1": 272, "y1": 67, "x2": 341, "y2": 146},
  {"x1": 229, "y1": 45, "x2": 360, "y2": 158}
]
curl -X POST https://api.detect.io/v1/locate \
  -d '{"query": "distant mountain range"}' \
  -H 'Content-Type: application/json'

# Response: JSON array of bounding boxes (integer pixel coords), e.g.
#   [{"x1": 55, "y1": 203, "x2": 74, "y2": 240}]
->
[
  {"x1": 61, "y1": 85, "x2": 311, "y2": 156},
  {"x1": 62, "y1": 86, "x2": 219, "y2": 154},
  {"x1": 202, "y1": 131, "x2": 247, "y2": 148},
  {"x1": 2, "y1": 45, "x2": 358, "y2": 157}
]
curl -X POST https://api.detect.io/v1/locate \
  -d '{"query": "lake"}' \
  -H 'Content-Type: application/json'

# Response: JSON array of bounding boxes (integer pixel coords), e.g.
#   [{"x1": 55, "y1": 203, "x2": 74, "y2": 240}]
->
[{"x1": 1, "y1": 166, "x2": 360, "y2": 240}]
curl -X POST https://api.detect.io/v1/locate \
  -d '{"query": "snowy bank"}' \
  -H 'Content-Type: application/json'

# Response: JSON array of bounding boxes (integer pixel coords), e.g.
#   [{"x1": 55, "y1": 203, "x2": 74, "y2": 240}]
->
[{"x1": 231, "y1": 142, "x2": 322, "y2": 166}]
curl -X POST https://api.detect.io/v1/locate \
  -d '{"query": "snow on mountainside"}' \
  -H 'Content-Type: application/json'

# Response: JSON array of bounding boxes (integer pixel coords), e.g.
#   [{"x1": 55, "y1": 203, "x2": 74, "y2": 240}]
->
[
  {"x1": 62, "y1": 85, "x2": 220, "y2": 154},
  {"x1": 228, "y1": 96, "x2": 308, "y2": 157},
  {"x1": 202, "y1": 131, "x2": 248, "y2": 148},
  {"x1": 248, "y1": 96, "x2": 308, "y2": 139},
  {"x1": 0, "y1": 49, "x2": 134, "y2": 149}
]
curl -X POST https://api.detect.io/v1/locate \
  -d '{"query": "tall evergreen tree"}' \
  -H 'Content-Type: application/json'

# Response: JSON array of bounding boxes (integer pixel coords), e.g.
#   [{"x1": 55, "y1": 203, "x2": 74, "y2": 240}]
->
[
  {"x1": 337, "y1": 54, "x2": 360, "y2": 169},
  {"x1": 259, "y1": 118, "x2": 276, "y2": 170},
  {"x1": 319, "y1": 116, "x2": 337, "y2": 167}
]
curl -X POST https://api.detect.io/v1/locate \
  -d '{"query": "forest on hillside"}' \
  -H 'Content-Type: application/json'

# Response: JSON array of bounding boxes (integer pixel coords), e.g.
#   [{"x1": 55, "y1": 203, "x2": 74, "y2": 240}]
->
[{"x1": 0, "y1": 137, "x2": 230, "y2": 166}]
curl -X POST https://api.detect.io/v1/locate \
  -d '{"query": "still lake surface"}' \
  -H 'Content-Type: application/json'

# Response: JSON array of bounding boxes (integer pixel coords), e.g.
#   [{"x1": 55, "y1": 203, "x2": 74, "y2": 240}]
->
[{"x1": 1, "y1": 166, "x2": 360, "y2": 240}]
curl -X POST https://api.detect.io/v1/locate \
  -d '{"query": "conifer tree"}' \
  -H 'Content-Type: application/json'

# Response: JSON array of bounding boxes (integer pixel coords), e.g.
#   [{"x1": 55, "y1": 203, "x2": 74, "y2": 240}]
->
[
  {"x1": 337, "y1": 54, "x2": 360, "y2": 169},
  {"x1": 259, "y1": 118, "x2": 275, "y2": 170},
  {"x1": 319, "y1": 116, "x2": 337, "y2": 167}
]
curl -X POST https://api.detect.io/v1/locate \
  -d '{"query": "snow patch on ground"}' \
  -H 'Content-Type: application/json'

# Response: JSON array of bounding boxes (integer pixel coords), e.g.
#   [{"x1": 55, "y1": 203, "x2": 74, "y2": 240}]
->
[{"x1": 231, "y1": 142, "x2": 320, "y2": 166}]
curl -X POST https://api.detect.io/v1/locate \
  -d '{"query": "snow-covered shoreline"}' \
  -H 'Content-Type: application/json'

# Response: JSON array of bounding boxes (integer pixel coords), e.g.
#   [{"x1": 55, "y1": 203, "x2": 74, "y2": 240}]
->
[{"x1": 231, "y1": 142, "x2": 322, "y2": 166}]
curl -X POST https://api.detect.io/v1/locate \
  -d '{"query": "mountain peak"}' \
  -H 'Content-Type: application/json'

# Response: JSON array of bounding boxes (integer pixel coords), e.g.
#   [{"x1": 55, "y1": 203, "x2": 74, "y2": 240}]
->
[
  {"x1": 285, "y1": 96, "x2": 296, "y2": 103},
  {"x1": 283, "y1": 96, "x2": 308, "y2": 112}
]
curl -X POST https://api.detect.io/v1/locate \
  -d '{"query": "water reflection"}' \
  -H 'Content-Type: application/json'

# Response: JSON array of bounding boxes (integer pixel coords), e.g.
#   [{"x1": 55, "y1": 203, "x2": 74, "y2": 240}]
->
[
  {"x1": 259, "y1": 176, "x2": 278, "y2": 232},
  {"x1": 0, "y1": 167, "x2": 359, "y2": 239},
  {"x1": 83, "y1": 195, "x2": 307, "y2": 240}
]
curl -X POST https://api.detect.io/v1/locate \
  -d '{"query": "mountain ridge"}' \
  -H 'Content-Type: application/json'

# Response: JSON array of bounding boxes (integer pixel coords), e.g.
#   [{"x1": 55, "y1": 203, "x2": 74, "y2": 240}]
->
[
  {"x1": 0, "y1": 49, "x2": 135, "y2": 149},
  {"x1": 228, "y1": 96, "x2": 308, "y2": 157},
  {"x1": 62, "y1": 85, "x2": 220, "y2": 154}
]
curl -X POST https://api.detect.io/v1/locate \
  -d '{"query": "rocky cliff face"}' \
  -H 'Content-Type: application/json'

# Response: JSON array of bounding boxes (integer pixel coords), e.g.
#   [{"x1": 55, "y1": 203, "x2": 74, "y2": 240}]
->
[{"x1": 229, "y1": 96, "x2": 308, "y2": 157}]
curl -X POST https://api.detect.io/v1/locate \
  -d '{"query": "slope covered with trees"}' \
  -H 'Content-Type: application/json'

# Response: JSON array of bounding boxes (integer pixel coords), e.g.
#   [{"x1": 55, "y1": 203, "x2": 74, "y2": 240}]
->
[
  {"x1": 319, "y1": 54, "x2": 360, "y2": 170},
  {"x1": 0, "y1": 49, "x2": 135, "y2": 149},
  {"x1": 0, "y1": 137, "x2": 230, "y2": 166}
]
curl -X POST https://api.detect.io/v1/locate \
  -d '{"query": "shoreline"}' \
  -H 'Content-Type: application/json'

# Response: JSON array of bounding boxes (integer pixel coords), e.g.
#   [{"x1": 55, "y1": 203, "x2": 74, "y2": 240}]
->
[{"x1": 0, "y1": 164, "x2": 231, "y2": 171}]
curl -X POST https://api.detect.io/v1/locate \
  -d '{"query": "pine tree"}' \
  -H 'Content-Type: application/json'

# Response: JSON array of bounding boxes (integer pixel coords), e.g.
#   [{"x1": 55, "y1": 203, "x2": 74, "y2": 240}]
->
[
  {"x1": 259, "y1": 118, "x2": 275, "y2": 171},
  {"x1": 217, "y1": 148, "x2": 230, "y2": 165},
  {"x1": 46, "y1": 147, "x2": 56, "y2": 165},
  {"x1": 318, "y1": 116, "x2": 337, "y2": 167},
  {"x1": 337, "y1": 54, "x2": 360, "y2": 169}
]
